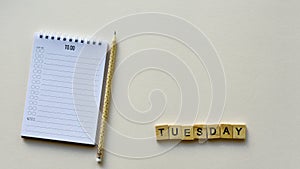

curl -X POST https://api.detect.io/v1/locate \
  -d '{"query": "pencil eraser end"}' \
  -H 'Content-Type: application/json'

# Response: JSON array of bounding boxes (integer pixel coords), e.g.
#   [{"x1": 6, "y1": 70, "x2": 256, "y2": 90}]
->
[{"x1": 96, "y1": 157, "x2": 101, "y2": 163}]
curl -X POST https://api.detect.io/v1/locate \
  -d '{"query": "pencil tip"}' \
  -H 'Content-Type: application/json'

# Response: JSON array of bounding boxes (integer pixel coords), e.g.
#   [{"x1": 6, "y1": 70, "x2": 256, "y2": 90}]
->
[
  {"x1": 96, "y1": 157, "x2": 102, "y2": 163},
  {"x1": 114, "y1": 31, "x2": 116, "y2": 35}
]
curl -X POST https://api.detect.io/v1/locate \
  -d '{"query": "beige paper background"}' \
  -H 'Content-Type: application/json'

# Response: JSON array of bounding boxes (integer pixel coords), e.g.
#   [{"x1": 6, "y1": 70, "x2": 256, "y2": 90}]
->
[{"x1": 0, "y1": 0, "x2": 299, "y2": 168}]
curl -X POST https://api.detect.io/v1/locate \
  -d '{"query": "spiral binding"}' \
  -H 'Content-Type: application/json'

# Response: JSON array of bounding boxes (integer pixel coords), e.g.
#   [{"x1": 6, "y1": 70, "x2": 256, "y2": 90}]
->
[{"x1": 37, "y1": 32, "x2": 102, "y2": 45}]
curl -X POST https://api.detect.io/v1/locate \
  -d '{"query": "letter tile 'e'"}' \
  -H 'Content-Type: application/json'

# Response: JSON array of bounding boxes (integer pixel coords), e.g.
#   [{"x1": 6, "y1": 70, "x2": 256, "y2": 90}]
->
[
  {"x1": 169, "y1": 125, "x2": 182, "y2": 140},
  {"x1": 207, "y1": 124, "x2": 220, "y2": 139},
  {"x1": 233, "y1": 124, "x2": 246, "y2": 139},
  {"x1": 182, "y1": 125, "x2": 194, "y2": 140},
  {"x1": 220, "y1": 124, "x2": 233, "y2": 139},
  {"x1": 193, "y1": 124, "x2": 207, "y2": 139},
  {"x1": 155, "y1": 124, "x2": 169, "y2": 140}
]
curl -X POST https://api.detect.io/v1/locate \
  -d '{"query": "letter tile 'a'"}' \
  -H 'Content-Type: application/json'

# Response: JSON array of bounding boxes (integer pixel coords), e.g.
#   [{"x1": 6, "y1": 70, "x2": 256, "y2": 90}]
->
[{"x1": 220, "y1": 124, "x2": 233, "y2": 139}]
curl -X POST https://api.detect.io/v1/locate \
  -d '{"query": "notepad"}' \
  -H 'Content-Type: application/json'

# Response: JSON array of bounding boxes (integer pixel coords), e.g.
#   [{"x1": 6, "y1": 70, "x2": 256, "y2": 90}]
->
[{"x1": 21, "y1": 33, "x2": 108, "y2": 145}]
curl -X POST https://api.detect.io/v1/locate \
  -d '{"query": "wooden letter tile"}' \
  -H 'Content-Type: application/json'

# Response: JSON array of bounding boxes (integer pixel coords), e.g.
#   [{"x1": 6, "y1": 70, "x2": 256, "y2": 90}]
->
[
  {"x1": 207, "y1": 124, "x2": 220, "y2": 139},
  {"x1": 155, "y1": 124, "x2": 169, "y2": 140},
  {"x1": 193, "y1": 124, "x2": 207, "y2": 139},
  {"x1": 181, "y1": 125, "x2": 194, "y2": 140},
  {"x1": 169, "y1": 125, "x2": 182, "y2": 140},
  {"x1": 220, "y1": 124, "x2": 233, "y2": 139},
  {"x1": 232, "y1": 124, "x2": 246, "y2": 139}
]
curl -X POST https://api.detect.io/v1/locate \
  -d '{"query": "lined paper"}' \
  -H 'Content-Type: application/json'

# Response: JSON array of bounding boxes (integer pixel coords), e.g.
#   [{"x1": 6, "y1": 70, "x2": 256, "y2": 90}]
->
[{"x1": 21, "y1": 33, "x2": 108, "y2": 145}]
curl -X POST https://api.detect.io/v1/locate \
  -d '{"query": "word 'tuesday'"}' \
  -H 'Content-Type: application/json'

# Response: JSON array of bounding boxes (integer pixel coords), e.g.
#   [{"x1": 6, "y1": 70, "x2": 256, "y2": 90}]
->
[{"x1": 155, "y1": 124, "x2": 246, "y2": 140}]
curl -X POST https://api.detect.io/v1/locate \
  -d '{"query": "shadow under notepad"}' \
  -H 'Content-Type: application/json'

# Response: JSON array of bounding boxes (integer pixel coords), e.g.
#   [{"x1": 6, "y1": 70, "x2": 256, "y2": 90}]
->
[{"x1": 22, "y1": 136, "x2": 95, "y2": 153}]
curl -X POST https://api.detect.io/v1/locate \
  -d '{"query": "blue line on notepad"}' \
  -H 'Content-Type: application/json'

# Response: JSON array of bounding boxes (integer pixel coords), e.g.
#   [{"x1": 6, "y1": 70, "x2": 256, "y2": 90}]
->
[
  {"x1": 38, "y1": 110, "x2": 94, "y2": 118},
  {"x1": 25, "y1": 130, "x2": 88, "y2": 139}
]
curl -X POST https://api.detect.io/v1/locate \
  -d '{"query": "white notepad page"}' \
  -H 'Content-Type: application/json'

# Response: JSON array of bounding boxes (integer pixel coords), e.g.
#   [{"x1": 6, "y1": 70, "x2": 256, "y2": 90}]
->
[{"x1": 21, "y1": 33, "x2": 108, "y2": 145}]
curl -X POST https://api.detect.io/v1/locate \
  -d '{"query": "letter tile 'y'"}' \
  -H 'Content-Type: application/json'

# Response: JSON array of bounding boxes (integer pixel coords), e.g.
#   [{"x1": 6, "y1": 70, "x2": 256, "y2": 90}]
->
[{"x1": 233, "y1": 124, "x2": 246, "y2": 139}]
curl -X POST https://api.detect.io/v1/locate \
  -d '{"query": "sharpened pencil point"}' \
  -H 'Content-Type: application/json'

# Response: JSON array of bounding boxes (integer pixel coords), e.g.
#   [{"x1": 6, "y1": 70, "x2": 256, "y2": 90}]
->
[{"x1": 96, "y1": 157, "x2": 102, "y2": 163}]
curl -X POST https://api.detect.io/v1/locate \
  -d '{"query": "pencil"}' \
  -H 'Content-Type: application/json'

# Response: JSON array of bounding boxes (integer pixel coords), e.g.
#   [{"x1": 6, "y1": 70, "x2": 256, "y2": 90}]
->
[{"x1": 96, "y1": 32, "x2": 117, "y2": 163}]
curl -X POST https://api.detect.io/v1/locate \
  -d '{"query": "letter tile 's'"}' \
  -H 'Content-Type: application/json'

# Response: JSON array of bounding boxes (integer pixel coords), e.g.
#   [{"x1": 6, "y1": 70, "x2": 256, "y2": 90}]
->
[
  {"x1": 169, "y1": 125, "x2": 182, "y2": 140},
  {"x1": 207, "y1": 124, "x2": 220, "y2": 139},
  {"x1": 232, "y1": 124, "x2": 246, "y2": 139},
  {"x1": 155, "y1": 124, "x2": 169, "y2": 140},
  {"x1": 193, "y1": 124, "x2": 207, "y2": 139}
]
